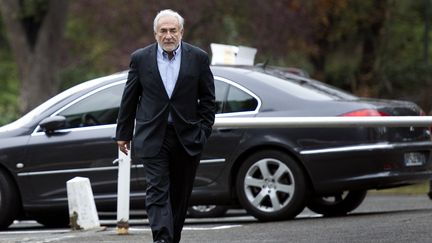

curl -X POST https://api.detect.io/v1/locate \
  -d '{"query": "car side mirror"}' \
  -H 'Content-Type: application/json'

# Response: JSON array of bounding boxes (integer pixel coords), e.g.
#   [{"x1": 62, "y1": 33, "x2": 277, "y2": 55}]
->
[{"x1": 39, "y1": 116, "x2": 66, "y2": 133}]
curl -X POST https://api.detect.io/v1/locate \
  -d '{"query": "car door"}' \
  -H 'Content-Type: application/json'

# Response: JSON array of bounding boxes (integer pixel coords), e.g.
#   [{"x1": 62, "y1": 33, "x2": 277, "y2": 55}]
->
[
  {"x1": 20, "y1": 81, "x2": 141, "y2": 209},
  {"x1": 194, "y1": 77, "x2": 261, "y2": 186},
  {"x1": 134, "y1": 77, "x2": 261, "y2": 189}
]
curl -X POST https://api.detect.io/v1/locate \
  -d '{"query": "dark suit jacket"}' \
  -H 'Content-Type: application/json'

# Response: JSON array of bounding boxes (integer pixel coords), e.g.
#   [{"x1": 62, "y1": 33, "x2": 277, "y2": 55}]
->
[{"x1": 115, "y1": 42, "x2": 216, "y2": 157}]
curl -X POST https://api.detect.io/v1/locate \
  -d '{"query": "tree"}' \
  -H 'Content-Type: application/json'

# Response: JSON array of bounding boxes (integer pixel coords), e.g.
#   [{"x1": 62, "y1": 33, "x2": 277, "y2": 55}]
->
[
  {"x1": 354, "y1": 1, "x2": 388, "y2": 97},
  {"x1": 0, "y1": 0, "x2": 69, "y2": 114}
]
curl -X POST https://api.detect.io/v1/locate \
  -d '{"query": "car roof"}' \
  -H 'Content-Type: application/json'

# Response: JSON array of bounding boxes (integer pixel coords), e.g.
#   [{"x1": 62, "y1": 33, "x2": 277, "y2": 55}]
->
[{"x1": 5, "y1": 65, "x2": 358, "y2": 131}]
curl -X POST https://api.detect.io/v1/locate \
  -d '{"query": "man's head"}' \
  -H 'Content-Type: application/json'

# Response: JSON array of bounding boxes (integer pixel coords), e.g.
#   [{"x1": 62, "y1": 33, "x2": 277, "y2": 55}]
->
[{"x1": 154, "y1": 9, "x2": 184, "y2": 53}]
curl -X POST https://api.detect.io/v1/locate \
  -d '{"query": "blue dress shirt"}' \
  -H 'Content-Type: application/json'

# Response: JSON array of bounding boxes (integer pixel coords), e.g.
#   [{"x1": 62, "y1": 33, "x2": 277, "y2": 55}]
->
[
  {"x1": 157, "y1": 43, "x2": 181, "y2": 122},
  {"x1": 157, "y1": 43, "x2": 181, "y2": 98}
]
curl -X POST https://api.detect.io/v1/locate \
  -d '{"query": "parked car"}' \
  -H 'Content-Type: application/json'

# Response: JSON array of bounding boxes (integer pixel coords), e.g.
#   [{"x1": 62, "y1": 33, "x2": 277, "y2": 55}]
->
[{"x1": 0, "y1": 65, "x2": 431, "y2": 229}]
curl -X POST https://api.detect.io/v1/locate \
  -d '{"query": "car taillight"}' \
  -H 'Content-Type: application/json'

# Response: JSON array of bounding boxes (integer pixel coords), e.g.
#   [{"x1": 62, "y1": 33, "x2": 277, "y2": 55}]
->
[{"x1": 340, "y1": 109, "x2": 390, "y2": 117}]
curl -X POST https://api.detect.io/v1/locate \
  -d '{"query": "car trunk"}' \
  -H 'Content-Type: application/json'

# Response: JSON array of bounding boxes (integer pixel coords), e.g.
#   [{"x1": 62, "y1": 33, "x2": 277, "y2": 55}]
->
[{"x1": 358, "y1": 98, "x2": 431, "y2": 143}]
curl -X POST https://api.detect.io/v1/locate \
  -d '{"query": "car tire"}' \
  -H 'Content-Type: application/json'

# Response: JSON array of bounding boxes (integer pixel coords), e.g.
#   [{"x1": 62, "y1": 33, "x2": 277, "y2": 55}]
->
[
  {"x1": 307, "y1": 190, "x2": 367, "y2": 216},
  {"x1": 236, "y1": 150, "x2": 308, "y2": 221},
  {"x1": 35, "y1": 211, "x2": 70, "y2": 228},
  {"x1": 0, "y1": 170, "x2": 20, "y2": 229},
  {"x1": 187, "y1": 205, "x2": 228, "y2": 218}
]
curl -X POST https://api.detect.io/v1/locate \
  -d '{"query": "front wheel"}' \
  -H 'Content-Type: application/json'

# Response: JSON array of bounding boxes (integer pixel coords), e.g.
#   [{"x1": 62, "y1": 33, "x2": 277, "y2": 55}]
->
[
  {"x1": 236, "y1": 150, "x2": 308, "y2": 221},
  {"x1": 0, "y1": 170, "x2": 20, "y2": 229},
  {"x1": 34, "y1": 211, "x2": 69, "y2": 228},
  {"x1": 187, "y1": 205, "x2": 228, "y2": 218},
  {"x1": 307, "y1": 190, "x2": 367, "y2": 216}
]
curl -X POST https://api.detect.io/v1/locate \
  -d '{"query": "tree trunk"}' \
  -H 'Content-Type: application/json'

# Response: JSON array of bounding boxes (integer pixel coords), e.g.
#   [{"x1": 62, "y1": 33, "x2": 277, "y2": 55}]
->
[
  {"x1": 354, "y1": 1, "x2": 387, "y2": 97},
  {"x1": 0, "y1": 0, "x2": 69, "y2": 114},
  {"x1": 308, "y1": 3, "x2": 337, "y2": 82}
]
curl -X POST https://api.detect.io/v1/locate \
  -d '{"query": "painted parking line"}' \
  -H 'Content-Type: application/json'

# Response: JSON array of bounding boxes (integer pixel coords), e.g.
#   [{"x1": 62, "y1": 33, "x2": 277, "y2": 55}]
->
[
  {"x1": 1, "y1": 223, "x2": 242, "y2": 236},
  {"x1": 16, "y1": 235, "x2": 76, "y2": 243},
  {"x1": 129, "y1": 225, "x2": 242, "y2": 232},
  {"x1": 1, "y1": 212, "x2": 321, "y2": 236},
  {"x1": 0, "y1": 229, "x2": 70, "y2": 235},
  {"x1": 298, "y1": 212, "x2": 323, "y2": 218}
]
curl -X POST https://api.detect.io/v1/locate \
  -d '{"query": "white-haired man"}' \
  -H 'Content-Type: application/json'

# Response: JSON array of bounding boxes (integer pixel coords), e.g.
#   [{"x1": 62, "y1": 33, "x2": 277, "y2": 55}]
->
[{"x1": 115, "y1": 9, "x2": 215, "y2": 243}]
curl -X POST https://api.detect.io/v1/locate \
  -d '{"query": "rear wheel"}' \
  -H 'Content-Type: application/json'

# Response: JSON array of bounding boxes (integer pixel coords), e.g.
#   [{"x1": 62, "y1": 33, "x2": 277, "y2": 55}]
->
[
  {"x1": 236, "y1": 150, "x2": 308, "y2": 221},
  {"x1": 0, "y1": 170, "x2": 20, "y2": 229},
  {"x1": 307, "y1": 190, "x2": 367, "y2": 216}
]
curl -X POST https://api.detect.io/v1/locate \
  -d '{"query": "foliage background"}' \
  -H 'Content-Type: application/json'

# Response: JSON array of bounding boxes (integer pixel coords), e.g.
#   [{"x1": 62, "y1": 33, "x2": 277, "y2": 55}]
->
[{"x1": 0, "y1": 0, "x2": 431, "y2": 125}]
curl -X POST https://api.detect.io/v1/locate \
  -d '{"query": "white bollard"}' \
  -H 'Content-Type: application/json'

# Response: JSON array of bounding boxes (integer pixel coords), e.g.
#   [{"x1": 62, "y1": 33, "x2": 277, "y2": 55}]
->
[
  {"x1": 67, "y1": 177, "x2": 100, "y2": 230},
  {"x1": 116, "y1": 148, "x2": 131, "y2": 235}
]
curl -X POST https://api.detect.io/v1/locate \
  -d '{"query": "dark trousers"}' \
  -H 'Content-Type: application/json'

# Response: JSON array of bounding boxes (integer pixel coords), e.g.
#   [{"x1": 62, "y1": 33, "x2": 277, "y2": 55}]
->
[{"x1": 140, "y1": 125, "x2": 200, "y2": 243}]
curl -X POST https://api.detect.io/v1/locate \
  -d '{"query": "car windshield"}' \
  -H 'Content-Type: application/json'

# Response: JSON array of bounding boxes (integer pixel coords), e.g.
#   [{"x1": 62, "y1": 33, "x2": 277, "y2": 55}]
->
[
  {"x1": 0, "y1": 73, "x2": 125, "y2": 131},
  {"x1": 255, "y1": 67, "x2": 358, "y2": 101}
]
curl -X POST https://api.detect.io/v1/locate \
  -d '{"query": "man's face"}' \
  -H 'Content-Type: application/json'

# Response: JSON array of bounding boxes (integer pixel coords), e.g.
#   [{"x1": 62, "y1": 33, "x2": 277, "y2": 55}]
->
[{"x1": 154, "y1": 15, "x2": 183, "y2": 52}]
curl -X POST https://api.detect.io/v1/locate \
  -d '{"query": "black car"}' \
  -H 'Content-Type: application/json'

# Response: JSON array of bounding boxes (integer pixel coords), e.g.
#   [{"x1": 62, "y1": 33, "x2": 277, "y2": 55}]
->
[{"x1": 1, "y1": 65, "x2": 431, "y2": 229}]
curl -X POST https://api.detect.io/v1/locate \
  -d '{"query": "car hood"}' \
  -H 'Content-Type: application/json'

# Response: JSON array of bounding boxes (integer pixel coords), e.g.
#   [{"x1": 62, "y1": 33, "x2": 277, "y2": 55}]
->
[{"x1": 0, "y1": 123, "x2": 31, "y2": 138}]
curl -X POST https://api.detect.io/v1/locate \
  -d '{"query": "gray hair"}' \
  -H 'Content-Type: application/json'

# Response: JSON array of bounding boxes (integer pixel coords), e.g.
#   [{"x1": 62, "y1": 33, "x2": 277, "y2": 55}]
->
[{"x1": 153, "y1": 9, "x2": 184, "y2": 33}]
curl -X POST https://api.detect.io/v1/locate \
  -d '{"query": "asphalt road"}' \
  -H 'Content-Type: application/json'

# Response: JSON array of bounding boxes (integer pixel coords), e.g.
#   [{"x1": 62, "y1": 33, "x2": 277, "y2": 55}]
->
[{"x1": 1, "y1": 195, "x2": 432, "y2": 243}]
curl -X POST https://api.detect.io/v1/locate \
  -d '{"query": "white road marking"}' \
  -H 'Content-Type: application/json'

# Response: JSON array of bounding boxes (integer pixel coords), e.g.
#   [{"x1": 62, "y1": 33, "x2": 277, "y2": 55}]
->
[
  {"x1": 129, "y1": 224, "x2": 242, "y2": 232},
  {"x1": 298, "y1": 212, "x2": 323, "y2": 218},
  {"x1": 1, "y1": 224, "x2": 242, "y2": 236},
  {"x1": 19, "y1": 235, "x2": 76, "y2": 243},
  {"x1": 1, "y1": 212, "x2": 321, "y2": 236},
  {"x1": 0, "y1": 229, "x2": 70, "y2": 235}
]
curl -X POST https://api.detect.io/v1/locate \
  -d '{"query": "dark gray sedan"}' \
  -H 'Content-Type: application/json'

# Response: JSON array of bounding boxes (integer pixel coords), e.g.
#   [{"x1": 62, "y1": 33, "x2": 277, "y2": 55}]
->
[{"x1": 0, "y1": 65, "x2": 431, "y2": 229}]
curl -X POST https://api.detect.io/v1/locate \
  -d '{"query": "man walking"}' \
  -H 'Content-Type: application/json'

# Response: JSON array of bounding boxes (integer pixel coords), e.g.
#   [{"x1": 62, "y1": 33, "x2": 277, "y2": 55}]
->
[{"x1": 115, "y1": 9, "x2": 215, "y2": 243}]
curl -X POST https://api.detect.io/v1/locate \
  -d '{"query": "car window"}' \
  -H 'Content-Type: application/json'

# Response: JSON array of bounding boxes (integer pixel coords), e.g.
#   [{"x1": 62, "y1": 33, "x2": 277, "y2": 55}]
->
[
  {"x1": 224, "y1": 84, "x2": 258, "y2": 113},
  {"x1": 57, "y1": 83, "x2": 124, "y2": 129},
  {"x1": 215, "y1": 80, "x2": 229, "y2": 114},
  {"x1": 253, "y1": 69, "x2": 357, "y2": 100},
  {"x1": 214, "y1": 79, "x2": 258, "y2": 114}
]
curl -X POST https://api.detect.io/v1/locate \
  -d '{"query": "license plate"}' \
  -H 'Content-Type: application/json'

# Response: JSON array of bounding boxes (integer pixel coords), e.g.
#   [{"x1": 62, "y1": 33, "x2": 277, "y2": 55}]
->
[{"x1": 404, "y1": 152, "x2": 426, "y2": 167}]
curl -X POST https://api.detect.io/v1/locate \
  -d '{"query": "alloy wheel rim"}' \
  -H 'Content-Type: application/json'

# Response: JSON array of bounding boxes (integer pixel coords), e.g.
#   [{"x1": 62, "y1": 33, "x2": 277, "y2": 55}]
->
[
  {"x1": 243, "y1": 158, "x2": 295, "y2": 213},
  {"x1": 191, "y1": 205, "x2": 217, "y2": 213}
]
